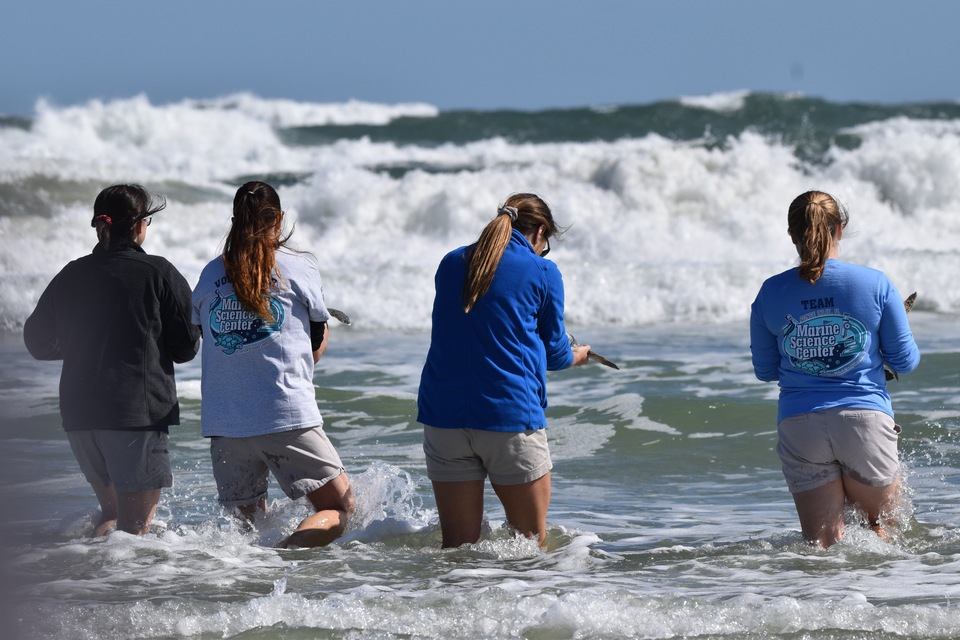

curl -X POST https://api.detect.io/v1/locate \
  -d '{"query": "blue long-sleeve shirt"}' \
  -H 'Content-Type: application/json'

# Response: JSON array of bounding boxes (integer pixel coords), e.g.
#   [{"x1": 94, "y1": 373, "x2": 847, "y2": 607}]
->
[
  {"x1": 417, "y1": 230, "x2": 574, "y2": 432},
  {"x1": 750, "y1": 259, "x2": 920, "y2": 423}
]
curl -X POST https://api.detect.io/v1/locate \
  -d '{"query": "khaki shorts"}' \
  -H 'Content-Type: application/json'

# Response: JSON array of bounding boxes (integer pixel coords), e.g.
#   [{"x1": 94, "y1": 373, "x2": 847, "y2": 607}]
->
[
  {"x1": 210, "y1": 426, "x2": 344, "y2": 507},
  {"x1": 423, "y1": 425, "x2": 552, "y2": 485},
  {"x1": 777, "y1": 407, "x2": 901, "y2": 494},
  {"x1": 67, "y1": 430, "x2": 172, "y2": 493}
]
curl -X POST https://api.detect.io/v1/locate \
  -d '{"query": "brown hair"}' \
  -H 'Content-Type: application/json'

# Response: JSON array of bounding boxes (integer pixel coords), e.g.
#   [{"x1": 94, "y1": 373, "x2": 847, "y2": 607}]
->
[
  {"x1": 91, "y1": 184, "x2": 165, "y2": 250},
  {"x1": 223, "y1": 181, "x2": 292, "y2": 321},
  {"x1": 462, "y1": 192, "x2": 561, "y2": 312},
  {"x1": 787, "y1": 190, "x2": 849, "y2": 284}
]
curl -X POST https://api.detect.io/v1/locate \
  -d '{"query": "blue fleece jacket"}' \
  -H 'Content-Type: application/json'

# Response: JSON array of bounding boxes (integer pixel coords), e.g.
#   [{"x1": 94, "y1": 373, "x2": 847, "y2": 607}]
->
[
  {"x1": 417, "y1": 230, "x2": 574, "y2": 431},
  {"x1": 750, "y1": 259, "x2": 920, "y2": 423}
]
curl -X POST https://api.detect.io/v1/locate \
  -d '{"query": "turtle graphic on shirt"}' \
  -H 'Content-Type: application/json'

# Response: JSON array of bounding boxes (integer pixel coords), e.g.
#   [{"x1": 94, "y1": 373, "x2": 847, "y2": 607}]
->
[{"x1": 214, "y1": 331, "x2": 246, "y2": 355}]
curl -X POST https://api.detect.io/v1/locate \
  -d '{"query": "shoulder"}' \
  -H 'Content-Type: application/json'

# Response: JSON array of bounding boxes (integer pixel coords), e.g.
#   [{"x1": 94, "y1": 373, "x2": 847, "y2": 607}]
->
[
  {"x1": 134, "y1": 253, "x2": 196, "y2": 295},
  {"x1": 54, "y1": 253, "x2": 92, "y2": 277},
  {"x1": 198, "y1": 256, "x2": 224, "y2": 274},
  {"x1": 826, "y1": 260, "x2": 890, "y2": 289},
  {"x1": 762, "y1": 266, "x2": 800, "y2": 287},
  {"x1": 756, "y1": 267, "x2": 801, "y2": 299},
  {"x1": 829, "y1": 259, "x2": 883, "y2": 277},
  {"x1": 194, "y1": 257, "x2": 225, "y2": 288},
  {"x1": 438, "y1": 246, "x2": 468, "y2": 269},
  {"x1": 277, "y1": 248, "x2": 320, "y2": 275},
  {"x1": 137, "y1": 251, "x2": 181, "y2": 274},
  {"x1": 445, "y1": 245, "x2": 468, "y2": 260}
]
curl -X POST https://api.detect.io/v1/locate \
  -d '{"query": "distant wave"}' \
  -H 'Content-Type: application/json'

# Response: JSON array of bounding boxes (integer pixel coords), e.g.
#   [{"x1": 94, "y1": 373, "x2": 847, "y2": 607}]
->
[
  {"x1": 678, "y1": 90, "x2": 752, "y2": 112},
  {"x1": 188, "y1": 92, "x2": 439, "y2": 127},
  {"x1": 2, "y1": 92, "x2": 959, "y2": 331}
]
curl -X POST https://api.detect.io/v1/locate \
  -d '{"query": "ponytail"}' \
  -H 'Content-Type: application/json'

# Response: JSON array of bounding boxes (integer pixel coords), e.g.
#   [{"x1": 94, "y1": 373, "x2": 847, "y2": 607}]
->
[
  {"x1": 223, "y1": 181, "x2": 291, "y2": 321},
  {"x1": 787, "y1": 190, "x2": 848, "y2": 284},
  {"x1": 462, "y1": 193, "x2": 560, "y2": 312},
  {"x1": 462, "y1": 211, "x2": 514, "y2": 313}
]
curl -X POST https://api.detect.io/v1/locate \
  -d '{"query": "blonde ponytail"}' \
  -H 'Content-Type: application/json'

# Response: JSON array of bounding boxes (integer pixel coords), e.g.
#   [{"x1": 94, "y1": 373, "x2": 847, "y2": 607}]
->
[
  {"x1": 787, "y1": 191, "x2": 848, "y2": 284},
  {"x1": 461, "y1": 193, "x2": 560, "y2": 312}
]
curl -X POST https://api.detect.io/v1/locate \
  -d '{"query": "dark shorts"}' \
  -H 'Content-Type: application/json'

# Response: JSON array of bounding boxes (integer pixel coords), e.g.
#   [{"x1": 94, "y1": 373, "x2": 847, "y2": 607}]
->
[
  {"x1": 67, "y1": 430, "x2": 172, "y2": 493},
  {"x1": 777, "y1": 408, "x2": 901, "y2": 494},
  {"x1": 210, "y1": 426, "x2": 344, "y2": 507},
  {"x1": 423, "y1": 425, "x2": 552, "y2": 485}
]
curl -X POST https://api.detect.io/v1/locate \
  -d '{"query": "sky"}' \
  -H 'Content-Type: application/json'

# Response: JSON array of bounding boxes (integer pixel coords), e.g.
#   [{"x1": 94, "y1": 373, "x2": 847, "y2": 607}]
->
[{"x1": 2, "y1": 0, "x2": 959, "y2": 117}]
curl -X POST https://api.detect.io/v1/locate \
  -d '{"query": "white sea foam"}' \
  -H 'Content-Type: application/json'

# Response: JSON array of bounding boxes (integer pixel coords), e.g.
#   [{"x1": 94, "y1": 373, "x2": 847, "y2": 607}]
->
[
  {"x1": 2, "y1": 96, "x2": 959, "y2": 332},
  {"x1": 679, "y1": 89, "x2": 751, "y2": 112},
  {"x1": 190, "y1": 92, "x2": 439, "y2": 127}
]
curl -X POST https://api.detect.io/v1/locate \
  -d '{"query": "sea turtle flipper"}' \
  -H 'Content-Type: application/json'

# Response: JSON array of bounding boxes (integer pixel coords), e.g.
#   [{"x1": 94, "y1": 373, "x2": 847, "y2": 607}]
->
[
  {"x1": 568, "y1": 332, "x2": 620, "y2": 370},
  {"x1": 588, "y1": 351, "x2": 620, "y2": 370},
  {"x1": 328, "y1": 308, "x2": 352, "y2": 325}
]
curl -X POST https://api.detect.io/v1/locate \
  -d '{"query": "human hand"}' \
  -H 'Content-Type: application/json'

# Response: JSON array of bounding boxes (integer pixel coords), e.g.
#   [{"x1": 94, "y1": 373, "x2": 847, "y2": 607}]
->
[{"x1": 572, "y1": 344, "x2": 591, "y2": 367}]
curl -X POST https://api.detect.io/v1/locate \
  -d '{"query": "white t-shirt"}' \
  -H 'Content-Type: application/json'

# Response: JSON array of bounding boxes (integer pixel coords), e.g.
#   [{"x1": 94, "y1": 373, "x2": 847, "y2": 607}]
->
[{"x1": 192, "y1": 249, "x2": 330, "y2": 437}]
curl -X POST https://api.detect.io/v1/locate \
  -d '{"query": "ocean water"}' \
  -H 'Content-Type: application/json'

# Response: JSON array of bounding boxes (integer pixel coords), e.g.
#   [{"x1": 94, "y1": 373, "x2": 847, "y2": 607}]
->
[{"x1": 1, "y1": 92, "x2": 959, "y2": 639}]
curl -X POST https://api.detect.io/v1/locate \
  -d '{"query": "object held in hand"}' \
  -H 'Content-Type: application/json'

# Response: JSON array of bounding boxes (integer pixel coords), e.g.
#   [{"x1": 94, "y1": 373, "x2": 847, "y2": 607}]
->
[
  {"x1": 328, "y1": 308, "x2": 352, "y2": 325},
  {"x1": 567, "y1": 332, "x2": 620, "y2": 370},
  {"x1": 884, "y1": 291, "x2": 916, "y2": 382}
]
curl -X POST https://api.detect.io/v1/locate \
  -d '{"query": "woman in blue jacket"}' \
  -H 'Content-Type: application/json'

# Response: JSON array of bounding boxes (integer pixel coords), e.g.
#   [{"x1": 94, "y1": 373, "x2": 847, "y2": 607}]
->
[
  {"x1": 750, "y1": 190, "x2": 920, "y2": 547},
  {"x1": 418, "y1": 193, "x2": 590, "y2": 548}
]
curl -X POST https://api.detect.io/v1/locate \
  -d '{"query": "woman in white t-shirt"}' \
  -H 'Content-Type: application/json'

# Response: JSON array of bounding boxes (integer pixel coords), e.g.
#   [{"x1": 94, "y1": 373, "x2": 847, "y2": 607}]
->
[{"x1": 192, "y1": 181, "x2": 354, "y2": 548}]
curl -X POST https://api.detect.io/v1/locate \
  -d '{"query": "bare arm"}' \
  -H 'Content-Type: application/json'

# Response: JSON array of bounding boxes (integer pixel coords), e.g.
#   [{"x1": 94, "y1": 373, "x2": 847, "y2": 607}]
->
[{"x1": 311, "y1": 321, "x2": 329, "y2": 364}]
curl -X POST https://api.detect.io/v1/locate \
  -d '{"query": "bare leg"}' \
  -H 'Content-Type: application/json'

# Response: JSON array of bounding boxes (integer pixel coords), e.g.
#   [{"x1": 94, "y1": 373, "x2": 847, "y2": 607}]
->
[
  {"x1": 88, "y1": 481, "x2": 162, "y2": 536},
  {"x1": 88, "y1": 480, "x2": 119, "y2": 537},
  {"x1": 492, "y1": 472, "x2": 552, "y2": 547},
  {"x1": 432, "y1": 479, "x2": 486, "y2": 548},
  {"x1": 115, "y1": 489, "x2": 162, "y2": 535},
  {"x1": 791, "y1": 478, "x2": 846, "y2": 548},
  {"x1": 235, "y1": 498, "x2": 268, "y2": 522},
  {"x1": 278, "y1": 472, "x2": 355, "y2": 548},
  {"x1": 843, "y1": 473, "x2": 900, "y2": 541}
]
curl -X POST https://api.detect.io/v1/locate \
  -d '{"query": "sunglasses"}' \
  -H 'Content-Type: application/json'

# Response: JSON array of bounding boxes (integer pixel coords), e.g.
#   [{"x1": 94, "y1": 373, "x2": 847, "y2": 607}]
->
[{"x1": 540, "y1": 237, "x2": 550, "y2": 257}]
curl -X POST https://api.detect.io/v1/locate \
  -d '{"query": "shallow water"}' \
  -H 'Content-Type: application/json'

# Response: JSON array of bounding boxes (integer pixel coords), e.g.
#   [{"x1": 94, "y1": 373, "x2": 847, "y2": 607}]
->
[
  {"x1": 2, "y1": 315, "x2": 958, "y2": 639},
  {"x1": 3, "y1": 92, "x2": 960, "y2": 638}
]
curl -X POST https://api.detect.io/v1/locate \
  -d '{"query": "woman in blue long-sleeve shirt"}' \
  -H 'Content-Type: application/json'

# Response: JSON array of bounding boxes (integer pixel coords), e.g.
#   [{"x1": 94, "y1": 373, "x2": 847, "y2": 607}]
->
[
  {"x1": 418, "y1": 193, "x2": 590, "y2": 548},
  {"x1": 750, "y1": 190, "x2": 920, "y2": 547}
]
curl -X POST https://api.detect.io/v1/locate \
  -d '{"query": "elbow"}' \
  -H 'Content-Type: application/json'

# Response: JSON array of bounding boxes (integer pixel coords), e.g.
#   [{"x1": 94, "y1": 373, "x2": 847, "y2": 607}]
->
[
  {"x1": 24, "y1": 333, "x2": 60, "y2": 361},
  {"x1": 904, "y1": 353, "x2": 921, "y2": 374},
  {"x1": 171, "y1": 338, "x2": 201, "y2": 363},
  {"x1": 884, "y1": 344, "x2": 921, "y2": 376},
  {"x1": 547, "y1": 350, "x2": 575, "y2": 371},
  {"x1": 26, "y1": 343, "x2": 61, "y2": 361},
  {"x1": 893, "y1": 352, "x2": 921, "y2": 376},
  {"x1": 753, "y1": 366, "x2": 779, "y2": 382}
]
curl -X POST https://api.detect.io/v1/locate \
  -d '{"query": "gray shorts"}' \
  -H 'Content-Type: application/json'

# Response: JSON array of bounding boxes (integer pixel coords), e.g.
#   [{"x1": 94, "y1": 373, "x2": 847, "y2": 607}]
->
[
  {"x1": 423, "y1": 425, "x2": 552, "y2": 485},
  {"x1": 777, "y1": 407, "x2": 901, "y2": 494},
  {"x1": 67, "y1": 430, "x2": 173, "y2": 493},
  {"x1": 210, "y1": 426, "x2": 344, "y2": 507}
]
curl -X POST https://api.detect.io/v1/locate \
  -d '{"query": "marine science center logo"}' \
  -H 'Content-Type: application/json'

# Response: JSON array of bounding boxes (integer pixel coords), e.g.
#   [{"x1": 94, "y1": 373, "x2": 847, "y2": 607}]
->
[
  {"x1": 781, "y1": 306, "x2": 867, "y2": 377},
  {"x1": 208, "y1": 291, "x2": 284, "y2": 355}
]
